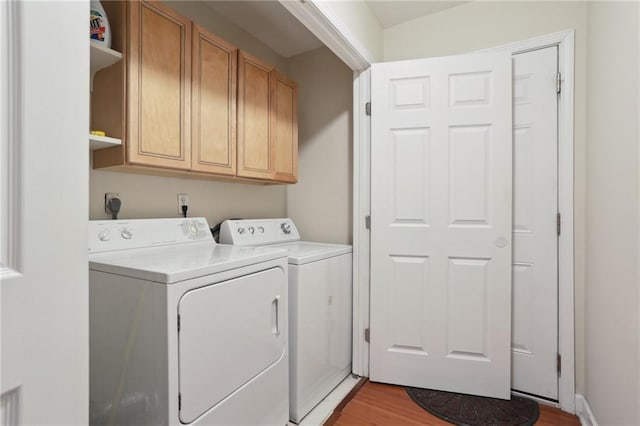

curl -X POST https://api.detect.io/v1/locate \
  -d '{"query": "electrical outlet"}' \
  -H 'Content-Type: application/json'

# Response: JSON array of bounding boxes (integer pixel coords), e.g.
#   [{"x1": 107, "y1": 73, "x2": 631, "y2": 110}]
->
[
  {"x1": 177, "y1": 194, "x2": 189, "y2": 214},
  {"x1": 105, "y1": 192, "x2": 119, "y2": 213}
]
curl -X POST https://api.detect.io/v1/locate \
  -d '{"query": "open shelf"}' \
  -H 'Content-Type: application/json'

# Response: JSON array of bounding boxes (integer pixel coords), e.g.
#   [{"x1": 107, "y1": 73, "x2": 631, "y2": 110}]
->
[
  {"x1": 89, "y1": 134, "x2": 122, "y2": 151},
  {"x1": 90, "y1": 42, "x2": 122, "y2": 151},
  {"x1": 90, "y1": 40, "x2": 122, "y2": 88}
]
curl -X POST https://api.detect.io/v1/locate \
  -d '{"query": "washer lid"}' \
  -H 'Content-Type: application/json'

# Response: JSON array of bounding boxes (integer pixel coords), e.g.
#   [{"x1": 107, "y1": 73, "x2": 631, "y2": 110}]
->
[
  {"x1": 274, "y1": 241, "x2": 352, "y2": 265},
  {"x1": 89, "y1": 242, "x2": 287, "y2": 284}
]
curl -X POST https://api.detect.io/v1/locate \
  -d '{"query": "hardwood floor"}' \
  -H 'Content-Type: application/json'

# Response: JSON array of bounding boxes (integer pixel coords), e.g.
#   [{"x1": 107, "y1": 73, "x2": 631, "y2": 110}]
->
[{"x1": 330, "y1": 382, "x2": 581, "y2": 425}]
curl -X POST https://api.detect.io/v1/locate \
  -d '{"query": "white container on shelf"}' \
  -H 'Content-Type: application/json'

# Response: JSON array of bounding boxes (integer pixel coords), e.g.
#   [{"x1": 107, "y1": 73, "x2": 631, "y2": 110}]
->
[{"x1": 90, "y1": 1, "x2": 111, "y2": 48}]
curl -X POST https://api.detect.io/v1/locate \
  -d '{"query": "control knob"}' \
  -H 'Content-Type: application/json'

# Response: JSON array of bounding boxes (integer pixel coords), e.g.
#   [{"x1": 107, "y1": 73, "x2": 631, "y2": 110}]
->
[
  {"x1": 98, "y1": 229, "x2": 111, "y2": 241},
  {"x1": 188, "y1": 222, "x2": 199, "y2": 236},
  {"x1": 258, "y1": 226, "x2": 265, "y2": 234},
  {"x1": 237, "y1": 227, "x2": 246, "y2": 235},
  {"x1": 281, "y1": 222, "x2": 292, "y2": 235},
  {"x1": 120, "y1": 229, "x2": 133, "y2": 240},
  {"x1": 248, "y1": 226, "x2": 255, "y2": 235}
]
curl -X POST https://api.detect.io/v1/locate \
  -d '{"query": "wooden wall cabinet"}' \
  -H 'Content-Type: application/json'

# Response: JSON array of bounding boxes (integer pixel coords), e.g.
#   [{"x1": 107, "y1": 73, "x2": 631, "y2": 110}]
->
[
  {"x1": 128, "y1": 0, "x2": 192, "y2": 170},
  {"x1": 237, "y1": 52, "x2": 298, "y2": 183},
  {"x1": 270, "y1": 70, "x2": 298, "y2": 183},
  {"x1": 92, "y1": 0, "x2": 297, "y2": 184},
  {"x1": 237, "y1": 52, "x2": 273, "y2": 181},
  {"x1": 191, "y1": 24, "x2": 238, "y2": 176}
]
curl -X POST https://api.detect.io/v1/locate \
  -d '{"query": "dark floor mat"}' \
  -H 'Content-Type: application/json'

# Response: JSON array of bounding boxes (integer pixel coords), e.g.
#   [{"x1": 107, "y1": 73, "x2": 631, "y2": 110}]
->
[{"x1": 405, "y1": 387, "x2": 539, "y2": 426}]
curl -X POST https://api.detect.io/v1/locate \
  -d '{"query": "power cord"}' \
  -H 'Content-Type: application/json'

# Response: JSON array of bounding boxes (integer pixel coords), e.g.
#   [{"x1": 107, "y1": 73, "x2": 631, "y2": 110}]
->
[
  {"x1": 210, "y1": 218, "x2": 243, "y2": 242},
  {"x1": 107, "y1": 197, "x2": 121, "y2": 220},
  {"x1": 182, "y1": 204, "x2": 188, "y2": 218}
]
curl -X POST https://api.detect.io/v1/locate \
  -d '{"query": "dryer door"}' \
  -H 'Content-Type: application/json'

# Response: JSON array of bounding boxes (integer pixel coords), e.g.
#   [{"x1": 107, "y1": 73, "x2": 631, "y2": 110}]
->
[{"x1": 178, "y1": 267, "x2": 286, "y2": 424}]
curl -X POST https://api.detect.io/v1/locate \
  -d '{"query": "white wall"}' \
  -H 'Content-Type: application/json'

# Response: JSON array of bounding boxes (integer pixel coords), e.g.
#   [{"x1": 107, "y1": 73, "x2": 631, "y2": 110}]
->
[
  {"x1": 286, "y1": 47, "x2": 353, "y2": 244},
  {"x1": 585, "y1": 2, "x2": 639, "y2": 424},
  {"x1": 1, "y1": 1, "x2": 89, "y2": 423},
  {"x1": 381, "y1": 0, "x2": 589, "y2": 396},
  {"x1": 90, "y1": 2, "x2": 290, "y2": 224}
]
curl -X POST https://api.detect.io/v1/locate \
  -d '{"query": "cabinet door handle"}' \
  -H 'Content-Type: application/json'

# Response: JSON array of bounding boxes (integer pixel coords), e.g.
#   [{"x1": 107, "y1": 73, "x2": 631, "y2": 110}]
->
[{"x1": 271, "y1": 296, "x2": 280, "y2": 336}]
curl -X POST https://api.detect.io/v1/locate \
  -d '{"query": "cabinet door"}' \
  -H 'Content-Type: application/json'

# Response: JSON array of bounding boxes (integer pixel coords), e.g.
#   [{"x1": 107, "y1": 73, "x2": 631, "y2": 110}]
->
[
  {"x1": 191, "y1": 24, "x2": 237, "y2": 175},
  {"x1": 270, "y1": 71, "x2": 298, "y2": 183},
  {"x1": 127, "y1": 0, "x2": 191, "y2": 170},
  {"x1": 237, "y1": 51, "x2": 274, "y2": 180}
]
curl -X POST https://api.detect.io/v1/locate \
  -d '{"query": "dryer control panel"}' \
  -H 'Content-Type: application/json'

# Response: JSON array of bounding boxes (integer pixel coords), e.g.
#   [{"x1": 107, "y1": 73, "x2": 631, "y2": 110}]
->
[
  {"x1": 88, "y1": 217, "x2": 212, "y2": 253},
  {"x1": 219, "y1": 218, "x2": 300, "y2": 246}
]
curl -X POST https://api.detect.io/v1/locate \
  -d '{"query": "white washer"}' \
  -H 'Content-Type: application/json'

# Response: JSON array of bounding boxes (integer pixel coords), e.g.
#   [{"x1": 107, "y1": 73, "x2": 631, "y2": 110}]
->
[
  {"x1": 89, "y1": 218, "x2": 289, "y2": 426},
  {"x1": 219, "y1": 218, "x2": 352, "y2": 423}
]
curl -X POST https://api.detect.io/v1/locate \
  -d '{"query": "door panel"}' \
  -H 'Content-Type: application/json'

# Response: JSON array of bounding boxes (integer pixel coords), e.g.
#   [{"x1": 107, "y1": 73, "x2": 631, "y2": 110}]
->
[
  {"x1": 449, "y1": 125, "x2": 491, "y2": 225},
  {"x1": 388, "y1": 255, "x2": 430, "y2": 354},
  {"x1": 447, "y1": 257, "x2": 491, "y2": 359},
  {"x1": 391, "y1": 128, "x2": 430, "y2": 223},
  {"x1": 511, "y1": 46, "x2": 559, "y2": 400},
  {"x1": 370, "y1": 51, "x2": 512, "y2": 399},
  {"x1": 178, "y1": 267, "x2": 285, "y2": 424}
]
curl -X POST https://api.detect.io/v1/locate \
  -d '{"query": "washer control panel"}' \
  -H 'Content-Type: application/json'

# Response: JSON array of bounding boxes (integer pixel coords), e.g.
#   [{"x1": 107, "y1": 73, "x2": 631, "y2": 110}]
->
[
  {"x1": 219, "y1": 218, "x2": 300, "y2": 246},
  {"x1": 88, "y1": 217, "x2": 212, "y2": 253}
]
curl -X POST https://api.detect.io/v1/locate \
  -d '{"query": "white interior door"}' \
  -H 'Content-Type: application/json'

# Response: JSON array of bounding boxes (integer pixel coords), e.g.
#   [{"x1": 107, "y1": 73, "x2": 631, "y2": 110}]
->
[
  {"x1": 1, "y1": 1, "x2": 89, "y2": 424},
  {"x1": 511, "y1": 46, "x2": 559, "y2": 400},
  {"x1": 369, "y1": 51, "x2": 513, "y2": 399}
]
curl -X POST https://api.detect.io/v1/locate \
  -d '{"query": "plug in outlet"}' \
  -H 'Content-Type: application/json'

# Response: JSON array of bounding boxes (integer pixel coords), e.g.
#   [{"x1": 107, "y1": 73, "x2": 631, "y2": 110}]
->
[
  {"x1": 177, "y1": 194, "x2": 189, "y2": 214},
  {"x1": 105, "y1": 192, "x2": 119, "y2": 213}
]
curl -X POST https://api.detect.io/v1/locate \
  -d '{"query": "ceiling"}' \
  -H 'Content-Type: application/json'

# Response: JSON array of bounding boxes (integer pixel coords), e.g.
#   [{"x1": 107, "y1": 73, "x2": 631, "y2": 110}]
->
[
  {"x1": 366, "y1": 1, "x2": 471, "y2": 29},
  {"x1": 203, "y1": 1, "x2": 470, "y2": 59},
  {"x1": 204, "y1": 1, "x2": 324, "y2": 58}
]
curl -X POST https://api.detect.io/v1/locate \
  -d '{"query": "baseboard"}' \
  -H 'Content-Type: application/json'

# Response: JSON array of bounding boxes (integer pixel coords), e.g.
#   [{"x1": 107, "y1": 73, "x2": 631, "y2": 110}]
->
[
  {"x1": 575, "y1": 394, "x2": 598, "y2": 426},
  {"x1": 323, "y1": 377, "x2": 367, "y2": 425}
]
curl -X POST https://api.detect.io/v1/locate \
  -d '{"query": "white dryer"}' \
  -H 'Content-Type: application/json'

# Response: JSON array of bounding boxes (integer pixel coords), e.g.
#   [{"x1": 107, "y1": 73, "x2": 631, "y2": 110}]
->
[
  {"x1": 88, "y1": 218, "x2": 289, "y2": 425},
  {"x1": 219, "y1": 219, "x2": 352, "y2": 423}
]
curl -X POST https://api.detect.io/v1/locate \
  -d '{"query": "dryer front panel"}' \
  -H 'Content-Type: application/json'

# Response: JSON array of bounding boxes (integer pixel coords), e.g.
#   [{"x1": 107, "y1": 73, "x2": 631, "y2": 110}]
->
[{"x1": 177, "y1": 267, "x2": 286, "y2": 424}]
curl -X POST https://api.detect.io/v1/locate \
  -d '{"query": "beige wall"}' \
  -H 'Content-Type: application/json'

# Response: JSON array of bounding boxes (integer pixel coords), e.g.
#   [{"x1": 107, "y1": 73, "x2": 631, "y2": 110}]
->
[
  {"x1": 90, "y1": 2, "x2": 290, "y2": 225},
  {"x1": 585, "y1": 2, "x2": 639, "y2": 424},
  {"x1": 382, "y1": 0, "x2": 589, "y2": 395},
  {"x1": 384, "y1": 1, "x2": 586, "y2": 62},
  {"x1": 315, "y1": 1, "x2": 383, "y2": 63},
  {"x1": 90, "y1": 170, "x2": 286, "y2": 225},
  {"x1": 286, "y1": 47, "x2": 353, "y2": 244}
]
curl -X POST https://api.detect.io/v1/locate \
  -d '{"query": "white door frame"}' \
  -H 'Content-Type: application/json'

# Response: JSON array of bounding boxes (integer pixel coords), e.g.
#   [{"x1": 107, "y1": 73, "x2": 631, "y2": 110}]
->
[{"x1": 278, "y1": 0, "x2": 576, "y2": 414}]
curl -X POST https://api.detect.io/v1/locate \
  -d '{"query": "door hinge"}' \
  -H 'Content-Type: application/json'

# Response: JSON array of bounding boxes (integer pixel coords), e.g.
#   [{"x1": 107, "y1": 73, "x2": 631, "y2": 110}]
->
[
  {"x1": 557, "y1": 353, "x2": 562, "y2": 376},
  {"x1": 364, "y1": 328, "x2": 370, "y2": 343},
  {"x1": 365, "y1": 102, "x2": 371, "y2": 116},
  {"x1": 177, "y1": 314, "x2": 181, "y2": 332},
  {"x1": 557, "y1": 213, "x2": 561, "y2": 236},
  {"x1": 365, "y1": 215, "x2": 371, "y2": 230},
  {"x1": 556, "y1": 72, "x2": 562, "y2": 94},
  {"x1": 178, "y1": 393, "x2": 182, "y2": 410}
]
